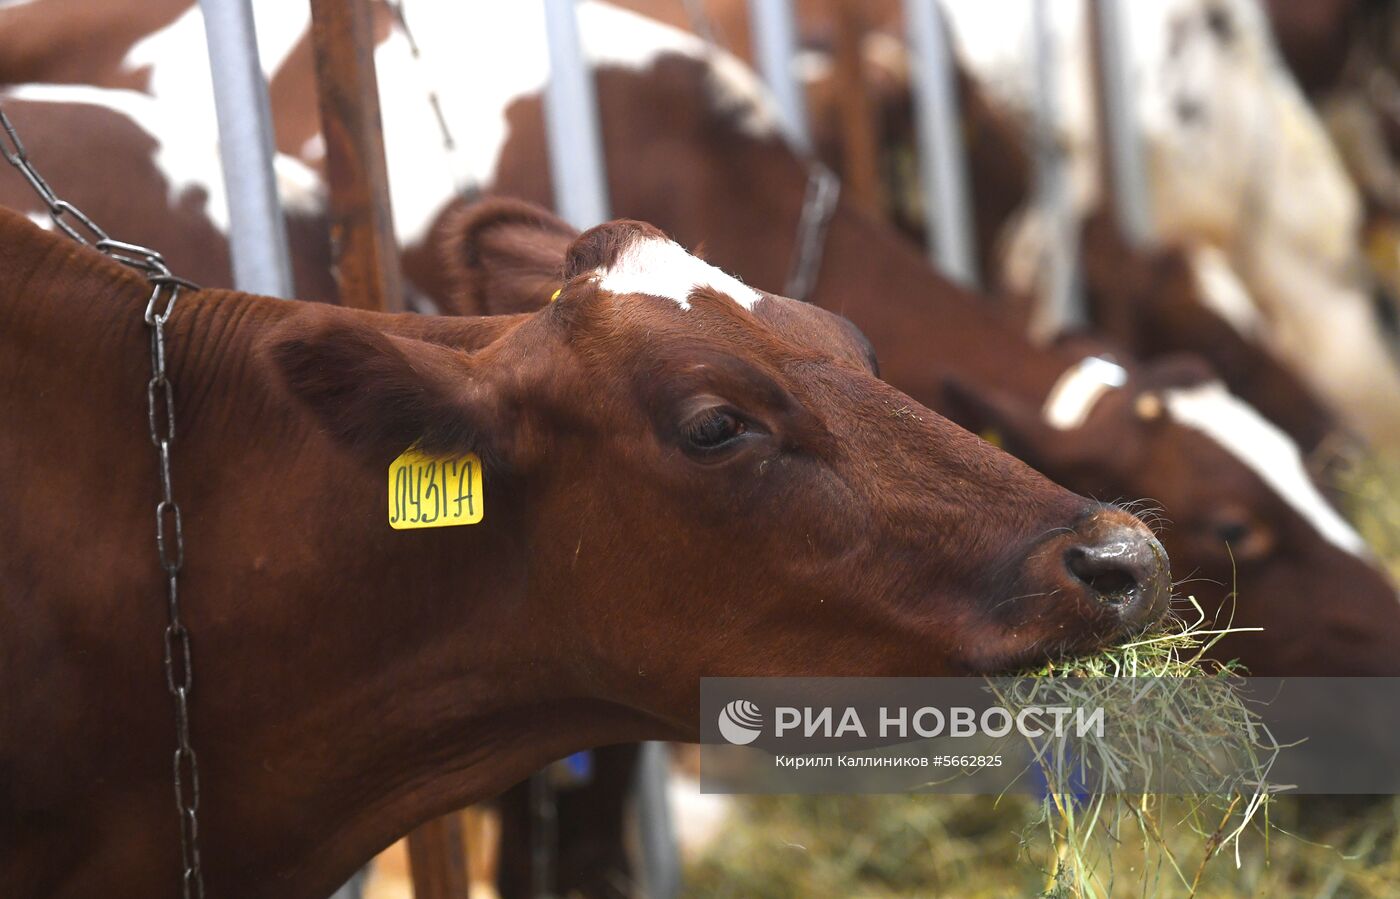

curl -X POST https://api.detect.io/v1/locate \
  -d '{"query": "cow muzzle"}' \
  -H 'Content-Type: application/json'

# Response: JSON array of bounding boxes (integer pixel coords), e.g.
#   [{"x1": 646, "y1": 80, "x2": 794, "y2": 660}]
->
[{"x1": 1062, "y1": 509, "x2": 1171, "y2": 630}]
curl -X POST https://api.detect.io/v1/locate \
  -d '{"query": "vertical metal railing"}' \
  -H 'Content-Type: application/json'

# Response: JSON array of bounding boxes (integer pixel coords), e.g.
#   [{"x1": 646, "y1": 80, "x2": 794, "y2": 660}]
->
[
  {"x1": 197, "y1": 0, "x2": 294, "y2": 297},
  {"x1": 748, "y1": 0, "x2": 812, "y2": 152},
  {"x1": 903, "y1": 0, "x2": 979, "y2": 287},
  {"x1": 1029, "y1": 0, "x2": 1083, "y2": 335},
  {"x1": 1089, "y1": 0, "x2": 1152, "y2": 246},
  {"x1": 542, "y1": 0, "x2": 610, "y2": 230}
]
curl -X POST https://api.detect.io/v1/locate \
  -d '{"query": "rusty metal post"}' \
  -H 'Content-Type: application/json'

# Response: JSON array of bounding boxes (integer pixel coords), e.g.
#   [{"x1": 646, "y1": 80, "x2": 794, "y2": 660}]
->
[
  {"x1": 406, "y1": 816, "x2": 471, "y2": 899},
  {"x1": 309, "y1": 0, "x2": 405, "y2": 312},
  {"x1": 308, "y1": 1, "x2": 460, "y2": 895},
  {"x1": 829, "y1": 0, "x2": 883, "y2": 212}
]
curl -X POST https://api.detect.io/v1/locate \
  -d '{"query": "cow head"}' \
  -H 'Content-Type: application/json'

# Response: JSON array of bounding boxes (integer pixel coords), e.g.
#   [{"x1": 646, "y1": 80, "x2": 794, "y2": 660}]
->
[
  {"x1": 946, "y1": 353, "x2": 1400, "y2": 676},
  {"x1": 269, "y1": 202, "x2": 1170, "y2": 729},
  {"x1": 1078, "y1": 210, "x2": 1345, "y2": 455}
]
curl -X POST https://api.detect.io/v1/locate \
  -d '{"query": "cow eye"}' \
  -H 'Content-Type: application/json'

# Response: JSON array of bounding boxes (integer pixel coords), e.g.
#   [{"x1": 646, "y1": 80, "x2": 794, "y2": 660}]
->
[
  {"x1": 1208, "y1": 510, "x2": 1274, "y2": 561},
  {"x1": 683, "y1": 407, "x2": 748, "y2": 453},
  {"x1": 1216, "y1": 520, "x2": 1250, "y2": 545}
]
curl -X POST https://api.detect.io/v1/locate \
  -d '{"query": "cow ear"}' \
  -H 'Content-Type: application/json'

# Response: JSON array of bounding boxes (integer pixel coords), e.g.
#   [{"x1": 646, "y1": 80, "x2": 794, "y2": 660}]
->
[
  {"x1": 941, "y1": 376, "x2": 1084, "y2": 474},
  {"x1": 440, "y1": 198, "x2": 577, "y2": 316},
  {"x1": 264, "y1": 308, "x2": 509, "y2": 467}
]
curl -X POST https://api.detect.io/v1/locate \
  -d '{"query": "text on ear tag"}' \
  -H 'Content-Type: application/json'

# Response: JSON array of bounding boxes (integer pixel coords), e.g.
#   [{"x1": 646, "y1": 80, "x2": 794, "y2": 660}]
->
[{"x1": 388, "y1": 448, "x2": 483, "y2": 529}]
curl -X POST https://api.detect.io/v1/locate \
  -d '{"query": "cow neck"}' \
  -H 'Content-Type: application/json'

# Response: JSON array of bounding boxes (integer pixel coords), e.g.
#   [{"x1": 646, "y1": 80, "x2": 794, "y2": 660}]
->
[
  {"x1": 156, "y1": 293, "x2": 654, "y2": 879},
  {"x1": 2, "y1": 216, "x2": 657, "y2": 895},
  {"x1": 810, "y1": 201, "x2": 1081, "y2": 406}
]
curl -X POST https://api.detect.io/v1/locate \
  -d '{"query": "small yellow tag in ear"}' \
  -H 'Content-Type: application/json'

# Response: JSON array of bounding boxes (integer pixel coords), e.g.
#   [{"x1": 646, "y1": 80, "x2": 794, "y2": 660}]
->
[
  {"x1": 550, "y1": 287, "x2": 562, "y2": 303},
  {"x1": 980, "y1": 428, "x2": 1004, "y2": 448},
  {"x1": 389, "y1": 448, "x2": 483, "y2": 529}
]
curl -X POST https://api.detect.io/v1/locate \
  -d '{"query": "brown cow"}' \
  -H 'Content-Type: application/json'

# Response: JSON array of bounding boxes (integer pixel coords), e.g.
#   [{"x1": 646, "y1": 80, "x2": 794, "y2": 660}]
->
[
  {"x1": 0, "y1": 84, "x2": 337, "y2": 301},
  {"x1": 0, "y1": 13, "x2": 1394, "y2": 676},
  {"x1": 0, "y1": 0, "x2": 1360, "y2": 450},
  {"x1": 0, "y1": 204, "x2": 1168, "y2": 897},
  {"x1": 1076, "y1": 211, "x2": 1344, "y2": 455},
  {"x1": 456, "y1": 193, "x2": 1400, "y2": 896},
  {"x1": 451, "y1": 197, "x2": 1400, "y2": 677}
]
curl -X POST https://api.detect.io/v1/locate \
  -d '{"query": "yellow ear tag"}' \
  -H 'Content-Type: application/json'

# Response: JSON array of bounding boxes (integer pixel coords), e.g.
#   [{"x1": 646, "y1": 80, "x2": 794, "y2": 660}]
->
[
  {"x1": 388, "y1": 448, "x2": 483, "y2": 529},
  {"x1": 550, "y1": 287, "x2": 562, "y2": 303}
]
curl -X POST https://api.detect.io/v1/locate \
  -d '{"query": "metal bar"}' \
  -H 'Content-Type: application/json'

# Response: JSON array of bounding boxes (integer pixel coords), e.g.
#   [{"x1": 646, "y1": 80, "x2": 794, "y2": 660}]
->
[
  {"x1": 308, "y1": 0, "x2": 405, "y2": 312},
  {"x1": 542, "y1": 0, "x2": 610, "y2": 230},
  {"x1": 1028, "y1": 0, "x2": 1083, "y2": 334},
  {"x1": 902, "y1": 0, "x2": 978, "y2": 288},
  {"x1": 635, "y1": 742, "x2": 682, "y2": 899},
  {"x1": 197, "y1": 0, "x2": 294, "y2": 297},
  {"x1": 1089, "y1": 0, "x2": 1153, "y2": 246},
  {"x1": 748, "y1": 0, "x2": 811, "y2": 152}
]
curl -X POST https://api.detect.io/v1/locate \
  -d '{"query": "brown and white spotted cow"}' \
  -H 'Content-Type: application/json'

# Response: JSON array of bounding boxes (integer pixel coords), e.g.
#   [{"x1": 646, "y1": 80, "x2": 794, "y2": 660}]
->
[
  {"x1": 0, "y1": 203, "x2": 1168, "y2": 897},
  {"x1": 938, "y1": 0, "x2": 1400, "y2": 446},
  {"x1": 452, "y1": 198, "x2": 1400, "y2": 678},
  {"x1": 0, "y1": 0, "x2": 1394, "y2": 676},
  {"x1": 0, "y1": 0, "x2": 1369, "y2": 450}
]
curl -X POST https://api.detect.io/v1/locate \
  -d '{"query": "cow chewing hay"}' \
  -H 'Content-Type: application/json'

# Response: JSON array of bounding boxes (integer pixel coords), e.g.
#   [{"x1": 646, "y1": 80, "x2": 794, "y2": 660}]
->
[{"x1": 1000, "y1": 595, "x2": 1280, "y2": 898}]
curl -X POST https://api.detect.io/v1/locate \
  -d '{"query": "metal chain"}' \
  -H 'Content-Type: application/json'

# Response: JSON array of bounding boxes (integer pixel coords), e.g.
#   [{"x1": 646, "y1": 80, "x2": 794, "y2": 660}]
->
[{"x1": 1, "y1": 104, "x2": 206, "y2": 898}]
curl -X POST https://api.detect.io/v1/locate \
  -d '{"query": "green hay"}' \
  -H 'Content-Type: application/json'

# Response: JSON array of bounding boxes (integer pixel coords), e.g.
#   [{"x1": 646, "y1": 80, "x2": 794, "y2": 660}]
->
[
  {"x1": 996, "y1": 595, "x2": 1278, "y2": 898},
  {"x1": 1331, "y1": 449, "x2": 1400, "y2": 581},
  {"x1": 685, "y1": 452, "x2": 1400, "y2": 897}
]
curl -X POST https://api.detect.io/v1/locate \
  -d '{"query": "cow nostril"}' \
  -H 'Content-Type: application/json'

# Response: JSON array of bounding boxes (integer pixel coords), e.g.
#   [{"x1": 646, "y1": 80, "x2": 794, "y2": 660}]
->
[
  {"x1": 1061, "y1": 518, "x2": 1171, "y2": 629},
  {"x1": 1065, "y1": 546, "x2": 1139, "y2": 602}
]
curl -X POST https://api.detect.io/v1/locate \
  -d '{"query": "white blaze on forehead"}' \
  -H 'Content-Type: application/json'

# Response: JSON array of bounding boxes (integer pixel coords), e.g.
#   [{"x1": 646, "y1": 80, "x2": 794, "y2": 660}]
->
[
  {"x1": 25, "y1": 211, "x2": 53, "y2": 231},
  {"x1": 594, "y1": 236, "x2": 763, "y2": 311},
  {"x1": 1043, "y1": 356, "x2": 1128, "y2": 430},
  {"x1": 1163, "y1": 382, "x2": 1370, "y2": 558}
]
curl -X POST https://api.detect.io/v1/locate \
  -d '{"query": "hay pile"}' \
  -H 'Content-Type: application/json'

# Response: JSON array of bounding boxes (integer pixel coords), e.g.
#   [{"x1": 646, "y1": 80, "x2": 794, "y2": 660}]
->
[
  {"x1": 685, "y1": 452, "x2": 1400, "y2": 897},
  {"x1": 1001, "y1": 596, "x2": 1278, "y2": 898}
]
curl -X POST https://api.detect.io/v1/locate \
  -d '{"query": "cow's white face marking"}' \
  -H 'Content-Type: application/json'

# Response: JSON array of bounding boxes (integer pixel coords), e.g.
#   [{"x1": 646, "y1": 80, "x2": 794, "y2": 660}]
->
[
  {"x1": 1163, "y1": 382, "x2": 1370, "y2": 558},
  {"x1": 595, "y1": 236, "x2": 763, "y2": 311},
  {"x1": 24, "y1": 210, "x2": 53, "y2": 231},
  {"x1": 1042, "y1": 356, "x2": 1128, "y2": 430}
]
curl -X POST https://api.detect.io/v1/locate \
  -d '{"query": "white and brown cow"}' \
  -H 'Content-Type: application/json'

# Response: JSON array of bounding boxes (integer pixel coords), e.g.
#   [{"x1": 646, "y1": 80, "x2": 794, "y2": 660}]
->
[
  {"x1": 0, "y1": 1, "x2": 1395, "y2": 678},
  {"x1": 0, "y1": 202, "x2": 1170, "y2": 896},
  {"x1": 937, "y1": 0, "x2": 1400, "y2": 445}
]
